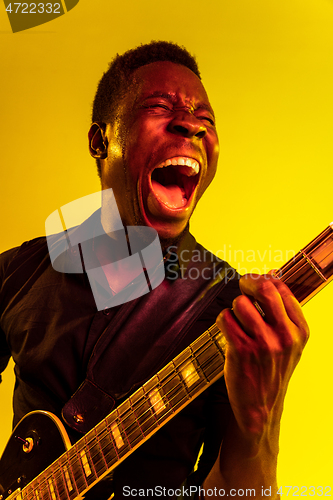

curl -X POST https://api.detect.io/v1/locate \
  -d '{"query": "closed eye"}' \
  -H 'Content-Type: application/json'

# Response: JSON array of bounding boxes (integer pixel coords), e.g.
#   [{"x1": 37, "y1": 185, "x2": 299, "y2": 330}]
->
[
  {"x1": 198, "y1": 116, "x2": 215, "y2": 125},
  {"x1": 148, "y1": 104, "x2": 171, "y2": 110}
]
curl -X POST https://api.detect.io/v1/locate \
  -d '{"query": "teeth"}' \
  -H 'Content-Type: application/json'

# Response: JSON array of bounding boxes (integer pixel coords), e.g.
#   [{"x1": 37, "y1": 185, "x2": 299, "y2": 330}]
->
[{"x1": 156, "y1": 156, "x2": 200, "y2": 175}]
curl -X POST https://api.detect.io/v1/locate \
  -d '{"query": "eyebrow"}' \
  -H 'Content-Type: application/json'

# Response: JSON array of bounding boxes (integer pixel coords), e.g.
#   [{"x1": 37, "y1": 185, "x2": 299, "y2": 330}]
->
[
  {"x1": 144, "y1": 91, "x2": 176, "y2": 99},
  {"x1": 142, "y1": 92, "x2": 215, "y2": 117}
]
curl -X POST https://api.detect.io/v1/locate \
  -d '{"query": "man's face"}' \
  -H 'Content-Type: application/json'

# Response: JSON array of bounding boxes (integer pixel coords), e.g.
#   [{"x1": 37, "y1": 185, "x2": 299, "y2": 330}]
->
[{"x1": 100, "y1": 61, "x2": 219, "y2": 242}]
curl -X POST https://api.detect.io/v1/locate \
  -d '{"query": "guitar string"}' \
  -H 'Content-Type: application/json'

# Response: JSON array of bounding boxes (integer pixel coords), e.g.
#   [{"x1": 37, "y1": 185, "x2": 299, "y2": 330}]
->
[
  {"x1": 280, "y1": 252, "x2": 322, "y2": 281},
  {"x1": 280, "y1": 258, "x2": 325, "y2": 300},
  {"x1": 278, "y1": 230, "x2": 333, "y2": 284}
]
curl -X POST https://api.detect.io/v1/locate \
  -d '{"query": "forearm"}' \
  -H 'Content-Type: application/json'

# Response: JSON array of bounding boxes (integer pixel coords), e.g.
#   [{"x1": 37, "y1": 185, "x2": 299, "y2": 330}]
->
[{"x1": 202, "y1": 413, "x2": 280, "y2": 499}]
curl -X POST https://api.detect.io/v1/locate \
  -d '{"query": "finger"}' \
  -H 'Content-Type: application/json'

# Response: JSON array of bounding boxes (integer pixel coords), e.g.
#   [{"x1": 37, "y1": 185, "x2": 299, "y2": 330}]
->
[
  {"x1": 274, "y1": 292, "x2": 309, "y2": 343},
  {"x1": 239, "y1": 274, "x2": 288, "y2": 325},
  {"x1": 262, "y1": 274, "x2": 309, "y2": 337},
  {"x1": 231, "y1": 293, "x2": 267, "y2": 338},
  {"x1": 216, "y1": 308, "x2": 253, "y2": 351},
  {"x1": 239, "y1": 274, "x2": 309, "y2": 346}
]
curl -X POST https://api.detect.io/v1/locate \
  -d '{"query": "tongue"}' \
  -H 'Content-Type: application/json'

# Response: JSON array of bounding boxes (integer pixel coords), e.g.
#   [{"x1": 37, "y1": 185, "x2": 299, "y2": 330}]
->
[{"x1": 151, "y1": 180, "x2": 187, "y2": 208}]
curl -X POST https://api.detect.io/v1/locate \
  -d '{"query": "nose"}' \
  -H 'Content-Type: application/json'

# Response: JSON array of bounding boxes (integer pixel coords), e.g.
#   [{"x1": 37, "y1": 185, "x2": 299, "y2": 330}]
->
[{"x1": 167, "y1": 108, "x2": 207, "y2": 139}]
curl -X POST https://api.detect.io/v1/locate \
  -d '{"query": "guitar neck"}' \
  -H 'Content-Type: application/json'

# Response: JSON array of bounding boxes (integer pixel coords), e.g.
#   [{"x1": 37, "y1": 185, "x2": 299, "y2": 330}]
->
[
  {"x1": 274, "y1": 222, "x2": 333, "y2": 304},
  {"x1": 16, "y1": 224, "x2": 333, "y2": 500}
]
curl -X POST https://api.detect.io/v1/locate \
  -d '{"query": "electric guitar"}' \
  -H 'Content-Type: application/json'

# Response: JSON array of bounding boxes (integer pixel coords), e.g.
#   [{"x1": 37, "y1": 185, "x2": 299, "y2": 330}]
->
[{"x1": 1, "y1": 224, "x2": 333, "y2": 500}]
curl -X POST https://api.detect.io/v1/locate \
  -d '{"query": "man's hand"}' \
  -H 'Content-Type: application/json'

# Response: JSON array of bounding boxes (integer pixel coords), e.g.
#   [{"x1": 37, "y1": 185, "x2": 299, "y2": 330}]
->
[
  {"x1": 219, "y1": 273, "x2": 309, "y2": 441},
  {"x1": 203, "y1": 274, "x2": 309, "y2": 498}
]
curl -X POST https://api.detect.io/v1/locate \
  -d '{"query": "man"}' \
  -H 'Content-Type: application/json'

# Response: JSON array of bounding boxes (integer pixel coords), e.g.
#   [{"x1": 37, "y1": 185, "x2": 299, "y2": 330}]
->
[{"x1": 0, "y1": 41, "x2": 308, "y2": 499}]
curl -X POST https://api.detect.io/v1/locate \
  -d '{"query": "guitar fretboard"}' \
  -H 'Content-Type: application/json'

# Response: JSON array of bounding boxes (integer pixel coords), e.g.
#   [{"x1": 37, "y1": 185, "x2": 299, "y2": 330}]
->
[
  {"x1": 274, "y1": 224, "x2": 333, "y2": 305},
  {"x1": 15, "y1": 223, "x2": 333, "y2": 500}
]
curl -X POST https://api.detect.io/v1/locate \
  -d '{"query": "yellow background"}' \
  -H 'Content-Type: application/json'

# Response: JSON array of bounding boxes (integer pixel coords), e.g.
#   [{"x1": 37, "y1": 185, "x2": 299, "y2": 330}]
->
[{"x1": 0, "y1": 0, "x2": 332, "y2": 490}]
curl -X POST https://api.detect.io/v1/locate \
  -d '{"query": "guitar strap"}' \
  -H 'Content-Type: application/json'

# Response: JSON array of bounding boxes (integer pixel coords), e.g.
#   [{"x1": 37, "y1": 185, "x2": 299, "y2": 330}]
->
[{"x1": 62, "y1": 243, "x2": 239, "y2": 434}]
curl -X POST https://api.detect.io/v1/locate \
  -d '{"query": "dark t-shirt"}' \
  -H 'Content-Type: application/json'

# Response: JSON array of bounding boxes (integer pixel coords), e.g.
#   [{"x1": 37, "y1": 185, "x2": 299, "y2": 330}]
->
[{"x1": 0, "y1": 219, "x2": 240, "y2": 498}]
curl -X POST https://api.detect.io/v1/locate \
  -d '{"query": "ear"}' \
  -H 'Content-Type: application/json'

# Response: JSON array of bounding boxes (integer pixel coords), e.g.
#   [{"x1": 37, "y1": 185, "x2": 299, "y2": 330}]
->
[{"x1": 88, "y1": 122, "x2": 108, "y2": 159}]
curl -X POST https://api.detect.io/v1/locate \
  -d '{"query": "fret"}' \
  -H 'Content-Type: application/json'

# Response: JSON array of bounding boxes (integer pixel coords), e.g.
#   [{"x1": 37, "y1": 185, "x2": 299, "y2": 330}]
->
[
  {"x1": 37, "y1": 474, "x2": 51, "y2": 500},
  {"x1": 42, "y1": 474, "x2": 55, "y2": 500},
  {"x1": 148, "y1": 386, "x2": 167, "y2": 414},
  {"x1": 128, "y1": 396, "x2": 146, "y2": 440},
  {"x1": 185, "y1": 333, "x2": 221, "y2": 378},
  {"x1": 84, "y1": 427, "x2": 109, "y2": 478},
  {"x1": 190, "y1": 331, "x2": 212, "y2": 355},
  {"x1": 47, "y1": 476, "x2": 58, "y2": 500},
  {"x1": 310, "y1": 234, "x2": 333, "y2": 276},
  {"x1": 279, "y1": 254, "x2": 326, "y2": 305},
  {"x1": 278, "y1": 225, "x2": 333, "y2": 305},
  {"x1": 143, "y1": 376, "x2": 171, "y2": 422},
  {"x1": 116, "y1": 399, "x2": 146, "y2": 448},
  {"x1": 180, "y1": 358, "x2": 201, "y2": 387},
  {"x1": 173, "y1": 349, "x2": 207, "y2": 396},
  {"x1": 24, "y1": 478, "x2": 37, "y2": 500},
  {"x1": 191, "y1": 330, "x2": 225, "y2": 382},
  {"x1": 47, "y1": 465, "x2": 68, "y2": 500},
  {"x1": 74, "y1": 438, "x2": 97, "y2": 488},
  {"x1": 50, "y1": 465, "x2": 69, "y2": 500},
  {"x1": 110, "y1": 420, "x2": 125, "y2": 451},
  {"x1": 115, "y1": 406, "x2": 133, "y2": 451},
  {"x1": 67, "y1": 447, "x2": 88, "y2": 495},
  {"x1": 301, "y1": 250, "x2": 327, "y2": 281},
  {"x1": 156, "y1": 361, "x2": 190, "y2": 412},
  {"x1": 141, "y1": 383, "x2": 161, "y2": 428},
  {"x1": 94, "y1": 421, "x2": 118, "y2": 468},
  {"x1": 172, "y1": 350, "x2": 193, "y2": 395},
  {"x1": 22, "y1": 488, "x2": 32, "y2": 500},
  {"x1": 155, "y1": 371, "x2": 175, "y2": 415},
  {"x1": 110, "y1": 420, "x2": 124, "y2": 450},
  {"x1": 196, "y1": 349, "x2": 224, "y2": 382},
  {"x1": 30, "y1": 473, "x2": 45, "y2": 500},
  {"x1": 104, "y1": 416, "x2": 130, "y2": 459},
  {"x1": 129, "y1": 387, "x2": 160, "y2": 435},
  {"x1": 210, "y1": 324, "x2": 226, "y2": 352},
  {"x1": 57, "y1": 455, "x2": 78, "y2": 500},
  {"x1": 26, "y1": 482, "x2": 42, "y2": 500},
  {"x1": 80, "y1": 449, "x2": 93, "y2": 479}
]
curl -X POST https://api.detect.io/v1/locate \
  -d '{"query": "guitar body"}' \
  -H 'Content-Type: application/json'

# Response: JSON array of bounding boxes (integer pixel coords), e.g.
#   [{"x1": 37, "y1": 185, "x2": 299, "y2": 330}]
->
[{"x1": 0, "y1": 411, "x2": 70, "y2": 499}]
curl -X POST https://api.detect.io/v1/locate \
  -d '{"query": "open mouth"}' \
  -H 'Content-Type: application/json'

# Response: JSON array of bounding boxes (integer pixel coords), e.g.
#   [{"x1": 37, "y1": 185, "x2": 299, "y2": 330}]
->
[{"x1": 150, "y1": 156, "x2": 200, "y2": 209}]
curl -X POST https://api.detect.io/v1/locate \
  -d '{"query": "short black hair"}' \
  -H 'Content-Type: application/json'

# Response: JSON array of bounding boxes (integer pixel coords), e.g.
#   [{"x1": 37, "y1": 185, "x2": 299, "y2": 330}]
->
[{"x1": 91, "y1": 41, "x2": 201, "y2": 177}]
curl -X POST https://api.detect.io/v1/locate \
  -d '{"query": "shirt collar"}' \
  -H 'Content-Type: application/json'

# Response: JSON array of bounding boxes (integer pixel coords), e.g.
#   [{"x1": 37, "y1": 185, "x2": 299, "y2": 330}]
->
[{"x1": 163, "y1": 229, "x2": 197, "y2": 279}]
